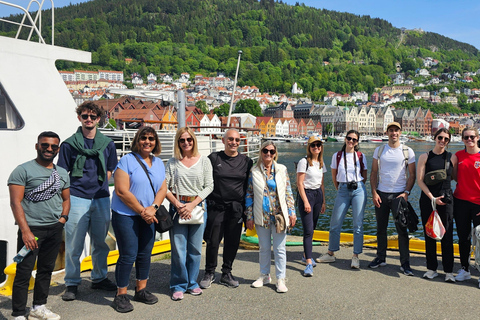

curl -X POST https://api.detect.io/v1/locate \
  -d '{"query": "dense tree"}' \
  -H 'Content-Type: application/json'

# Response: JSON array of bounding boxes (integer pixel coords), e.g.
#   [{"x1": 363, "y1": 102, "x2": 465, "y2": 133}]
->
[
  {"x1": 234, "y1": 99, "x2": 263, "y2": 117},
  {"x1": 195, "y1": 100, "x2": 209, "y2": 114},
  {"x1": 213, "y1": 103, "x2": 231, "y2": 117}
]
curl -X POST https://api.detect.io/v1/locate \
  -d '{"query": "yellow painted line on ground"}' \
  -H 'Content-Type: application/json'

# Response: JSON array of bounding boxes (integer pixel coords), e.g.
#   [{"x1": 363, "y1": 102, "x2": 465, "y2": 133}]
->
[
  {"x1": 80, "y1": 239, "x2": 171, "y2": 272},
  {"x1": 313, "y1": 230, "x2": 461, "y2": 257}
]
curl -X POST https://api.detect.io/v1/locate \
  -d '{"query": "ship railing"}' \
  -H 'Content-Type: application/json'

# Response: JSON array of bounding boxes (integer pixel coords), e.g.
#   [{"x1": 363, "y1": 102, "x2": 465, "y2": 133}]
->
[
  {"x1": 0, "y1": 0, "x2": 55, "y2": 45},
  {"x1": 105, "y1": 127, "x2": 260, "y2": 162}
]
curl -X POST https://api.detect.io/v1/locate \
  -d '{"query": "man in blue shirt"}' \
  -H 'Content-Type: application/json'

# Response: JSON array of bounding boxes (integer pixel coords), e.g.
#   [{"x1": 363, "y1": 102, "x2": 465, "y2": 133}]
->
[{"x1": 57, "y1": 101, "x2": 118, "y2": 301}]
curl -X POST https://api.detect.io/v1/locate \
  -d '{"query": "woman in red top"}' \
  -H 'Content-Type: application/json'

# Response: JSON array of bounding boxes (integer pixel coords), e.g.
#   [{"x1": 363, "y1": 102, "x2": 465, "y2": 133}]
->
[{"x1": 453, "y1": 126, "x2": 480, "y2": 283}]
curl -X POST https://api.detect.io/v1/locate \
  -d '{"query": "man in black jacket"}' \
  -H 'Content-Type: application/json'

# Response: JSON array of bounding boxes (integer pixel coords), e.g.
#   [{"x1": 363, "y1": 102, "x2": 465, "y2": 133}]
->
[{"x1": 200, "y1": 129, "x2": 253, "y2": 288}]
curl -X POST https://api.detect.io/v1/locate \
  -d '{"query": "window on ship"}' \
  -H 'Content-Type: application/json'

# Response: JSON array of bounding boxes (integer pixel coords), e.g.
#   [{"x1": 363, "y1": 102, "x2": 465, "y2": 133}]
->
[{"x1": 0, "y1": 83, "x2": 24, "y2": 130}]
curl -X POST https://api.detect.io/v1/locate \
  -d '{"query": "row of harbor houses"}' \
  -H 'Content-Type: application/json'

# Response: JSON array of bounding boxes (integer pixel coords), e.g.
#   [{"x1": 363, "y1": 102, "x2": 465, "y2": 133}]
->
[
  {"x1": 95, "y1": 96, "x2": 323, "y2": 137},
  {"x1": 266, "y1": 103, "x2": 434, "y2": 136}
]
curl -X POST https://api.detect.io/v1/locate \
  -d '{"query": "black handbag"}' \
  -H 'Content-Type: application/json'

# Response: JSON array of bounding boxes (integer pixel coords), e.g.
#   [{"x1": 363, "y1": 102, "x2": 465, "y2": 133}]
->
[
  {"x1": 424, "y1": 153, "x2": 450, "y2": 186},
  {"x1": 132, "y1": 153, "x2": 173, "y2": 233}
]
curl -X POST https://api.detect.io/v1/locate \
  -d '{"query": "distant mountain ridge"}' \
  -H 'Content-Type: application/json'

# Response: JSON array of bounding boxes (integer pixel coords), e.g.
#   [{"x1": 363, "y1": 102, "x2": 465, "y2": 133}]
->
[{"x1": 1, "y1": 0, "x2": 479, "y2": 97}]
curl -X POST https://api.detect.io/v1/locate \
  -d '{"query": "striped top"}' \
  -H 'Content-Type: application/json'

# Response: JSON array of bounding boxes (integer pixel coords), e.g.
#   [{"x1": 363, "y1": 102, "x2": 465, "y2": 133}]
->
[{"x1": 165, "y1": 155, "x2": 214, "y2": 200}]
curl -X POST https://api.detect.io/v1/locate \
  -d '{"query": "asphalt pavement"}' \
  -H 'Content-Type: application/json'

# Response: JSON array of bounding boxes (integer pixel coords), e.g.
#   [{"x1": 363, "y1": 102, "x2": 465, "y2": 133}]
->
[{"x1": 0, "y1": 238, "x2": 478, "y2": 320}]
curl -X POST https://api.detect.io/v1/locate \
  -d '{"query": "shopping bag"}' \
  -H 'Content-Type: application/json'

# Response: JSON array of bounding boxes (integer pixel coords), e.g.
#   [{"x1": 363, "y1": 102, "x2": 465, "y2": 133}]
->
[{"x1": 425, "y1": 198, "x2": 446, "y2": 240}]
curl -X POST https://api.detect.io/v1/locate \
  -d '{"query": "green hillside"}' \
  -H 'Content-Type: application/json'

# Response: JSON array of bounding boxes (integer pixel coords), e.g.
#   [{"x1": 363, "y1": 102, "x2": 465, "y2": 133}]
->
[{"x1": 2, "y1": 0, "x2": 480, "y2": 98}]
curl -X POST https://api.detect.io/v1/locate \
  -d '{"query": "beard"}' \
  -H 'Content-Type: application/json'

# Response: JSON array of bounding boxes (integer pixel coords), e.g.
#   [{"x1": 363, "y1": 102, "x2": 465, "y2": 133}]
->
[{"x1": 37, "y1": 149, "x2": 57, "y2": 162}]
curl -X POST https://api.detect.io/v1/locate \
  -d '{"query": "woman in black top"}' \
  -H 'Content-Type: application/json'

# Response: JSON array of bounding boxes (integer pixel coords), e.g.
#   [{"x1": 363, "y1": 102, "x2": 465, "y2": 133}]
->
[{"x1": 416, "y1": 128, "x2": 457, "y2": 282}]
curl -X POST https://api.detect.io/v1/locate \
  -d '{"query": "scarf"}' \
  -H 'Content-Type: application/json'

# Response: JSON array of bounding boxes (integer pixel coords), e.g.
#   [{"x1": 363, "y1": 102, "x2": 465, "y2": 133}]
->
[{"x1": 64, "y1": 127, "x2": 112, "y2": 182}]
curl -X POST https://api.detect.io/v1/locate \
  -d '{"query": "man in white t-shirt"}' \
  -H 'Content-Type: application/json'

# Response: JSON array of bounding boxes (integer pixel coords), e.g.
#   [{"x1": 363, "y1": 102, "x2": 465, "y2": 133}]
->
[{"x1": 369, "y1": 122, "x2": 416, "y2": 275}]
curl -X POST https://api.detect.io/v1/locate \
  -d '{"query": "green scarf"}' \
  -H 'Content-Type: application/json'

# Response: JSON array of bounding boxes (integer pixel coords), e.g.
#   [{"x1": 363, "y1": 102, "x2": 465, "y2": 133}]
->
[{"x1": 64, "y1": 127, "x2": 112, "y2": 182}]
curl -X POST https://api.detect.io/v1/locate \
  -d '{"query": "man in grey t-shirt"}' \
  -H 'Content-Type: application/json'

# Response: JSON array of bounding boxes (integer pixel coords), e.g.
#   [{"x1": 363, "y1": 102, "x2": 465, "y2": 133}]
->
[{"x1": 8, "y1": 131, "x2": 70, "y2": 319}]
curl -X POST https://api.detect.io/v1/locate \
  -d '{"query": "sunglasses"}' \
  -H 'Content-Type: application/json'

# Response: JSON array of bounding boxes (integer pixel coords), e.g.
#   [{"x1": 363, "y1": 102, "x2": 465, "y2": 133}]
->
[
  {"x1": 310, "y1": 142, "x2": 322, "y2": 148},
  {"x1": 227, "y1": 137, "x2": 241, "y2": 142},
  {"x1": 463, "y1": 135, "x2": 477, "y2": 141},
  {"x1": 346, "y1": 136, "x2": 358, "y2": 143},
  {"x1": 179, "y1": 137, "x2": 193, "y2": 144},
  {"x1": 140, "y1": 136, "x2": 155, "y2": 142},
  {"x1": 40, "y1": 143, "x2": 59, "y2": 151},
  {"x1": 437, "y1": 136, "x2": 450, "y2": 142},
  {"x1": 262, "y1": 149, "x2": 276, "y2": 155},
  {"x1": 80, "y1": 114, "x2": 98, "y2": 121}
]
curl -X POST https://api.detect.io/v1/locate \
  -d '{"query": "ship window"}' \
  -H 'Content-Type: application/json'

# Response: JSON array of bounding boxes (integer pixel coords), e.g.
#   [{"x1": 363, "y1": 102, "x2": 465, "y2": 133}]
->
[{"x1": 0, "y1": 83, "x2": 24, "y2": 130}]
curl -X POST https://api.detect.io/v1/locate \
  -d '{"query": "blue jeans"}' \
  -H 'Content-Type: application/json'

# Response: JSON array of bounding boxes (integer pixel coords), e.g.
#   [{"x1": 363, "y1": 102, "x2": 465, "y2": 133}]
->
[
  {"x1": 256, "y1": 223, "x2": 287, "y2": 279},
  {"x1": 328, "y1": 182, "x2": 367, "y2": 255},
  {"x1": 169, "y1": 201, "x2": 206, "y2": 293},
  {"x1": 111, "y1": 211, "x2": 155, "y2": 288},
  {"x1": 64, "y1": 196, "x2": 111, "y2": 286}
]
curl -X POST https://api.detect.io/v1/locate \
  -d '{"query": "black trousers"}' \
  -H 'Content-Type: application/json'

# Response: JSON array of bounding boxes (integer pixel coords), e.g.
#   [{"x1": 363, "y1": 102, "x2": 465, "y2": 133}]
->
[
  {"x1": 12, "y1": 222, "x2": 64, "y2": 317},
  {"x1": 203, "y1": 201, "x2": 243, "y2": 274},
  {"x1": 375, "y1": 191, "x2": 410, "y2": 264},
  {"x1": 419, "y1": 193, "x2": 454, "y2": 273},
  {"x1": 453, "y1": 197, "x2": 480, "y2": 271}
]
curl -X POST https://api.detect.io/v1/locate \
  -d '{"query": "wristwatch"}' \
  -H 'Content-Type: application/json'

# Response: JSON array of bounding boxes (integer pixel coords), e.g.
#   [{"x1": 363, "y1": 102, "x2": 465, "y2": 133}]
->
[
  {"x1": 404, "y1": 190, "x2": 410, "y2": 195},
  {"x1": 60, "y1": 215, "x2": 69, "y2": 222},
  {"x1": 152, "y1": 204, "x2": 159, "y2": 210}
]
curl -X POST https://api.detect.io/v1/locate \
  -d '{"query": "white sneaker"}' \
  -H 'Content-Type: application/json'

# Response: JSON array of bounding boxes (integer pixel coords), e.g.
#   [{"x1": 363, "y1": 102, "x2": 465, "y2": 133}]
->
[
  {"x1": 423, "y1": 270, "x2": 438, "y2": 279},
  {"x1": 276, "y1": 278, "x2": 288, "y2": 293},
  {"x1": 316, "y1": 253, "x2": 335, "y2": 263},
  {"x1": 251, "y1": 274, "x2": 271, "y2": 288},
  {"x1": 455, "y1": 268, "x2": 471, "y2": 282},
  {"x1": 445, "y1": 273, "x2": 455, "y2": 283},
  {"x1": 351, "y1": 256, "x2": 360, "y2": 269},
  {"x1": 14, "y1": 316, "x2": 26, "y2": 320},
  {"x1": 28, "y1": 305, "x2": 60, "y2": 320}
]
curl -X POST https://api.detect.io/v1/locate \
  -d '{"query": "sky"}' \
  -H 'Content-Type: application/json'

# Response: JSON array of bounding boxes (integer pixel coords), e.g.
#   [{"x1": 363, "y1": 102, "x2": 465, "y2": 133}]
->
[{"x1": 1, "y1": 0, "x2": 479, "y2": 50}]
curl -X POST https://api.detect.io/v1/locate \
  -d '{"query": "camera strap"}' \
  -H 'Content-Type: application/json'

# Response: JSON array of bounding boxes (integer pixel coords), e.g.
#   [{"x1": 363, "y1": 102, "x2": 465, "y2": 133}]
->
[{"x1": 343, "y1": 150, "x2": 358, "y2": 183}]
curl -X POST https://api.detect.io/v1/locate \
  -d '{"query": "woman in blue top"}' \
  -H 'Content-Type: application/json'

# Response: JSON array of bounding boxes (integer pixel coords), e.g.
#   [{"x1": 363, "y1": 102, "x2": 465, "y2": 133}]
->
[{"x1": 111, "y1": 127, "x2": 167, "y2": 313}]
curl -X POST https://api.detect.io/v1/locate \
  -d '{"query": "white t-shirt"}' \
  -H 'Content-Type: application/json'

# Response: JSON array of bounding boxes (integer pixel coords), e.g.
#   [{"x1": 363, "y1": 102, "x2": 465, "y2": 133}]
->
[
  {"x1": 330, "y1": 151, "x2": 367, "y2": 183},
  {"x1": 373, "y1": 144, "x2": 415, "y2": 193},
  {"x1": 296, "y1": 157, "x2": 327, "y2": 190}
]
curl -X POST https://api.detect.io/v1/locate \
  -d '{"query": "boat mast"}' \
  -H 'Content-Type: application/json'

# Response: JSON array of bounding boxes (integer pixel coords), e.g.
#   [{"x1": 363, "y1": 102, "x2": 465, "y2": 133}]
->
[{"x1": 226, "y1": 50, "x2": 242, "y2": 127}]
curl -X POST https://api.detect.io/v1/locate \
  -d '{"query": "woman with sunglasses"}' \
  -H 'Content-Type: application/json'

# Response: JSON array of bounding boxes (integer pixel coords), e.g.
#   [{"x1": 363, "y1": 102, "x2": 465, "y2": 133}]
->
[
  {"x1": 417, "y1": 128, "x2": 456, "y2": 282},
  {"x1": 165, "y1": 127, "x2": 213, "y2": 301},
  {"x1": 111, "y1": 127, "x2": 167, "y2": 312},
  {"x1": 245, "y1": 141, "x2": 296, "y2": 293},
  {"x1": 318, "y1": 130, "x2": 367, "y2": 269},
  {"x1": 452, "y1": 126, "x2": 480, "y2": 283},
  {"x1": 296, "y1": 136, "x2": 326, "y2": 277}
]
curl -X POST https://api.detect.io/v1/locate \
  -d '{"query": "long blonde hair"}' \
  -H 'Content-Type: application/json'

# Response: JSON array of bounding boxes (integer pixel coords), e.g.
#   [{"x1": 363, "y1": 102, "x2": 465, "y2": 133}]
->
[
  {"x1": 256, "y1": 140, "x2": 278, "y2": 168},
  {"x1": 174, "y1": 127, "x2": 199, "y2": 159}
]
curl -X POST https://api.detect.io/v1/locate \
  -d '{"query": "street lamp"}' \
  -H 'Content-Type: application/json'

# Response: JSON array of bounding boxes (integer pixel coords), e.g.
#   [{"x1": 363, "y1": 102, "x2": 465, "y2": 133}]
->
[{"x1": 227, "y1": 50, "x2": 242, "y2": 127}]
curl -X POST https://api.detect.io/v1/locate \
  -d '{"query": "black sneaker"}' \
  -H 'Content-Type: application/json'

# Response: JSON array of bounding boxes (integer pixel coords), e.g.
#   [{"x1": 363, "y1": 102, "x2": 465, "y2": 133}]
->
[
  {"x1": 199, "y1": 272, "x2": 215, "y2": 289},
  {"x1": 368, "y1": 257, "x2": 387, "y2": 269},
  {"x1": 61, "y1": 286, "x2": 77, "y2": 301},
  {"x1": 91, "y1": 278, "x2": 117, "y2": 291},
  {"x1": 220, "y1": 272, "x2": 239, "y2": 288},
  {"x1": 112, "y1": 294, "x2": 134, "y2": 313},
  {"x1": 400, "y1": 262, "x2": 414, "y2": 276},
  {"x1": 133, "y1": 288, "x2": 158, "y2": 305}
]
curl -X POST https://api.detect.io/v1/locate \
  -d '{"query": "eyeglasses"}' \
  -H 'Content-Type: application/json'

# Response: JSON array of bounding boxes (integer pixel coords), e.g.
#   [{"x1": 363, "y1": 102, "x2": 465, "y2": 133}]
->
[
  {"x1": 140, "y1": 136, "x2": 155, "y2": 142},
  {"x1": 346, "y1": 136, "x2": 358, "y2": 143},
  {"x1": 262, "y1": 149, "x2": 276, "y2": 155},
  {"x1": 437, "y1": 136, "x2": 450, "y2": 142},
  {"x1": 80, "y1": 114, "x2": 98, "y2": 121},
  {"x1": 179, "y1": 137, "x2": 193, "y2": 144},
  {"x1": 463, "y1": 135, "x2": 477, "y2": 141},
  {"x1": 40, "y1": 143, "x2": 59, "y2": 151},
  {"x1": 310, "y1": 142, "x2": 322, "y2": 148},
  {"x1": 227, "y1": 137, "x2": 241, "y2": 142}
]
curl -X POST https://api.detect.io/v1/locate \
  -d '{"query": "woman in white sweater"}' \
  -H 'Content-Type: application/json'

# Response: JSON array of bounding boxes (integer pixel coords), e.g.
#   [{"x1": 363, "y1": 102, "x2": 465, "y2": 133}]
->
[
  {"x1": 245, "y1": 141, "x2": 296, "y2": 293},
  {"x1": 165, "y1": 127, "x2": 213, "y2": 301}
]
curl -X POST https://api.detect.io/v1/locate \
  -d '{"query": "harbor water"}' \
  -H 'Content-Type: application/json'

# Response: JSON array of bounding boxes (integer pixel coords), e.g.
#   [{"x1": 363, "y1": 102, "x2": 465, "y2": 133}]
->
[{"x1": 276, "y1": 140, "x2": 465, "y2": 241}]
